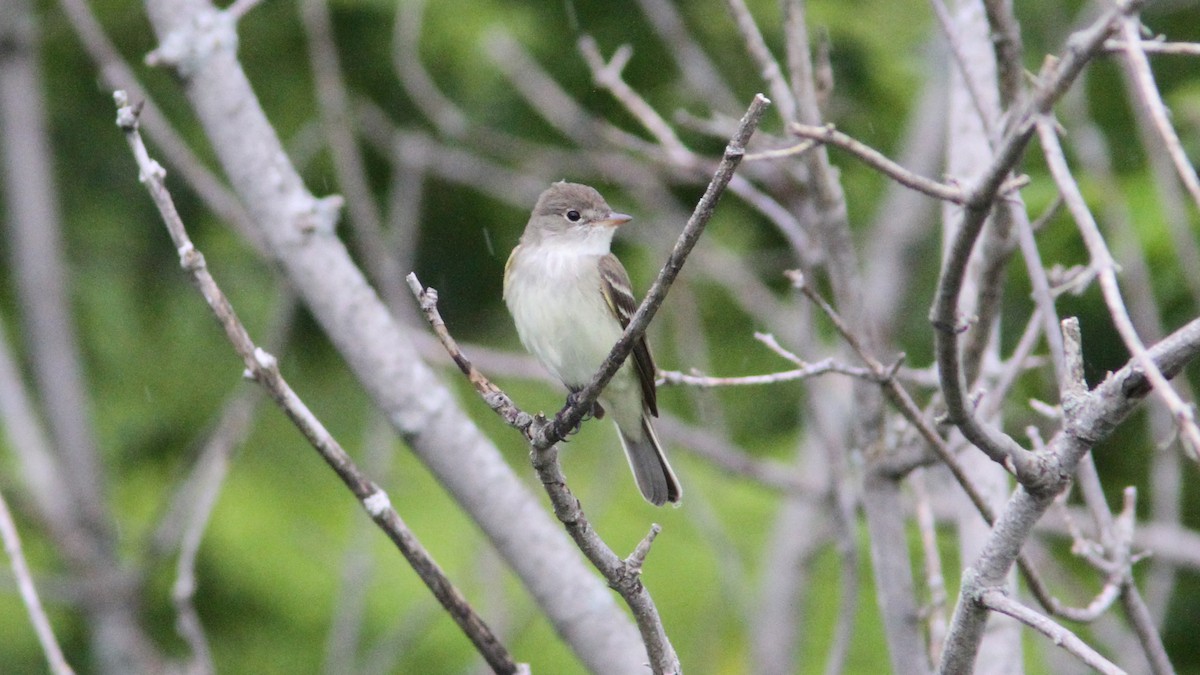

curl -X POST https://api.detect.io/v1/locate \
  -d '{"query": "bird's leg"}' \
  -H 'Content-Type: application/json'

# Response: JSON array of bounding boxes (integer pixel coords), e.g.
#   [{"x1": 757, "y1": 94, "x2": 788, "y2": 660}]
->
[{"x1": 558, "y1": 390, "x2": 606, "y2": 437}]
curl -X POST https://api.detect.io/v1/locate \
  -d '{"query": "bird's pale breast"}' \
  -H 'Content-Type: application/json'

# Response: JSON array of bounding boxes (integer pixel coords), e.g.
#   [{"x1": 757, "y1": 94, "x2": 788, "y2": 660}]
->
[{"x1": 506, "y1": 245, "x2": 631, "y2": 391}]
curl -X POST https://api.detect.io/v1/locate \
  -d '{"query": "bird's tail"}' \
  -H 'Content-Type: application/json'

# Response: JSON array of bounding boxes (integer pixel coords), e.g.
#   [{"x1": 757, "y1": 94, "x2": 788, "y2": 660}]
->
[{"x1": 616, "y1": 416, "x2": 682, "y2": 506}]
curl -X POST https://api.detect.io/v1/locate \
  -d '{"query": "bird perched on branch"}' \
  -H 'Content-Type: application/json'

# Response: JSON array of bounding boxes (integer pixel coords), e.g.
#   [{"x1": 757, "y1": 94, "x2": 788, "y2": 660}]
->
[{"x1": 504, "y1": 182, "x2": 682, "y2": 506}]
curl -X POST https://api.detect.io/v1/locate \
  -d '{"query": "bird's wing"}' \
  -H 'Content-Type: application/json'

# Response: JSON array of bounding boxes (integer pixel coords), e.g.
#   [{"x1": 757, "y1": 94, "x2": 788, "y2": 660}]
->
[{"x1": 599, "y1": 254, "x2": 658, "y2": 416}]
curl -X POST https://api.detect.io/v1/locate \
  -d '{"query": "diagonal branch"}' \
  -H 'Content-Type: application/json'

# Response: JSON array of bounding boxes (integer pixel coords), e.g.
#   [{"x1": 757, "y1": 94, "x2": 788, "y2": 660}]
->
[
  {"x1": 533, "y1": 94, "x2": 771, "y2": 449},
  {"x1": 0, "y1": 486, "x2": 74, "y2": 675},
  {"x1": 115, "y1": 93, "x2": 523, "y2": 675},
  {"x1": 1037, "y1": 115, "x2": 1200, "y2": 457},
  {"x1": 978, "y1": 590, "x2": 1125, "y2": 675},
  {"x1": 406, "y1": 273, "x2": 677, "y2": 674}
]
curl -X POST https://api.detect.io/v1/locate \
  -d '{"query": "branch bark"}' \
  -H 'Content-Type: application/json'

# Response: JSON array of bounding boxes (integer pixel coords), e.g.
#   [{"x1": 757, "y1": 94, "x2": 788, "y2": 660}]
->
[
  {"x1": 116, "y1": 95, "x2": 523, "y2": 675},
  {"x1": 135, "y1": 1, "x2": 650, "y2": 670}
]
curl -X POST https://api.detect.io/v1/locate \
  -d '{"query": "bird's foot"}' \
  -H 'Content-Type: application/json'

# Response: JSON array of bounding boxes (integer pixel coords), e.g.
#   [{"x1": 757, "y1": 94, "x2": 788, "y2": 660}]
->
[{"x1": 558, "y1": 392, "x2": 606, "y2": 437}]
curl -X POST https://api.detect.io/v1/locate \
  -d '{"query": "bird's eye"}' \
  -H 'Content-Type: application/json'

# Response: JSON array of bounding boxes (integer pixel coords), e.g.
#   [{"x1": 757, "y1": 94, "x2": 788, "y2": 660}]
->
[{"x1": 565, "y1": 210, "x2": 582, "y2": 222}]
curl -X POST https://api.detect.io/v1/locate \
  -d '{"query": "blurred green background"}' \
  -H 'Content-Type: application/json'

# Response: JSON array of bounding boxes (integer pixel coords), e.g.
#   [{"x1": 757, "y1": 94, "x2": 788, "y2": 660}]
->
[{"x1": 3, "y1": 0, "x2": 1200, "y2": 672}]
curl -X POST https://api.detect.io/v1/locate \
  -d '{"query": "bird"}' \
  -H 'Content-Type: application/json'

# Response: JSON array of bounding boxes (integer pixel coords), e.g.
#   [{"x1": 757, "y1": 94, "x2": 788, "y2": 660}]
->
[{"x1": 503, "y1": 182, "x2": 682, "y2": 506}]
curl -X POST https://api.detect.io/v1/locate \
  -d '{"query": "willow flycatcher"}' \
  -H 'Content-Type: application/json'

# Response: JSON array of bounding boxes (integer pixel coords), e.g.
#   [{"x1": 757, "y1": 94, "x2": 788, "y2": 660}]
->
[{"x1": 503, "y1": 182, "x2": 682, "y2": 506}]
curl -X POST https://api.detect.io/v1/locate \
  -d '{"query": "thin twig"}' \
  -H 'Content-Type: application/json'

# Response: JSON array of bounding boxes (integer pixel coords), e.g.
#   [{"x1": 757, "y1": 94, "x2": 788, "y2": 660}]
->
[
  {"x1": 1118, "y1": 19, "x2": 1200, "y2": 266},
  {"x1": 722, "y1": 0, "x2": 797, "y2": 123},
  {"x1": 224, "y1": 0, "x2": 263, "y2": 21},
  {"x1": 791, "y1": 123, "x2": 967, "y2": 203},
  {"x1": 911, "y1": 471, "x2": 948, "y2": 667},
  {"x1": 1120, "y1": 580, "x2": 1175, "y2": 675},
  {"x1": 929, "y1": 0, "x2": 1152, "y2": 490},
  {"x1": 633, "y1": 0, "x2": 740, "y2": 112},
  {"x1": 535, "y1": 94, "x2": 771, "y2": 449},
  {"x1": 170, "y1": 389, "x2": 261, "y2": 672},
  {"x1": 0, "y1": 487, "x2": 75, "y2": 675},
  {"x1": 789, "y1": 271, "x2": 1091, "y2": 620},
  {"x1": 978, "y1": 590, "x2": 1126, "y2": 675},
  {"x1": 658, "y1": 358, "x2": 878, "y2": 388},
  {"x1": 406, "y1": 273, "x2": 677, "y2": 674},
  {"x1": 114, "y1": 93, "x2": 522, "y2": 675},
  {"x1": 579, "y1": 36, "x2": 692, "y2": 164},
  {"x1": 1037, "y1": 116, "x2": 1200, "y2": 458},
  {"x1": 655, "y1": 415, "x2": 815, "y2": 494},
  {"x1": 743, "y1": 140, "x2": 817, "y2": 162},
  {"x1": 1105, "y1": 38, "x2": 1200, "y2": 56}
]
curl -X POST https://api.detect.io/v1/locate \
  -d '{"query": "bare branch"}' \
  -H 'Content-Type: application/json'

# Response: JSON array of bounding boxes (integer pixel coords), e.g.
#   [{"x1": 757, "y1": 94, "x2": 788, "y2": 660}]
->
[
  {"x1": 930, "y1": 0, "x2": 1152, "y2": 489},
  {"x1": 301, "y1": 0, "x2": 410, "y2": 311},
  {"x1": 656, "y1": 416, "x2": 816, "y2": 494},
  {"x1": 141, "y1": 0, "x2": 653, "y2": 663},
  {"x1": 982, "y1": 0, "x2": 1024, "y2": 110},
  {"x1": 634, "y1": 0, "x2": 740, "y2": 112},
  {"x1": 170, "y1": 388, "x2": 262, "y2": 672},
  {"x1": 0, "y1": 487, "x2": 74, "y2": 675},
  {"x1": 658, "y1": 358, "x2": 879, "y2": 388},
  {"x1": 56, "y1": 0, "x2": 260, "y2": 247},
  {"x1": 939, "y1": 314, "x2": 1199, "y2": 674},
  {"x1": 0, "y1": 0, "x2": 110, "y2": 541},
  {"x1": 723, "y1": 0, "x2": 797, "y2": 123},
  {"x1": 115, "y1": 94, "x2": 522, "y2": 675},
  {"x1": 1106, "y1": 38, "x2": 1200, "y2": 56},
  {"x1": 789, "y1": 123, "x2": 972, "y2": 203},
  {"x1": 535, "y1": 94, "x2": 771, "y2": 449},
  {"x1": 1121, "y1": 17, "x2": 1200, "y2": 218},
  {"x1": 224, "y1": 0, "x2": 263, "y2": 21},
  {"x1": 406, "y1": 273, "x2": 678, "y2": 674},
  {"x1": 911, "y1": 471, "x2": 948, "y2": 666},
  {"x1": 578, "y1": 36, "x2": 691, "y2": 163},
  {"x1": 1037, "y1": 116, "x2": 1200, "y2": 458},
  {"x1": 978, "y1": 590, "x2": 1125, "y2": 675},
  {"x1": 391, "y1": 0, "x2": 469, "y2": 138},
  {"x1": 929, "y1": 0, "x2": 1000, "y2": 140}
]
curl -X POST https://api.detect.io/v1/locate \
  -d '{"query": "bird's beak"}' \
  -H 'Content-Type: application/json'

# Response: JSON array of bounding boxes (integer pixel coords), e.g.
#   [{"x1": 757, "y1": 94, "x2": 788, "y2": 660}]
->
[{"x1": 599, "y1": 212, "x2": 632, "y2": 228}]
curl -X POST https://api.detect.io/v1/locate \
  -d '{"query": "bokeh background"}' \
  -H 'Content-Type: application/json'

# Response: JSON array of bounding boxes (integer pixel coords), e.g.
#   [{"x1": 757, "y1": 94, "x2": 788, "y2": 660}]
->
[{"x1": 3, "y1": 0, "x2": 1200, "y2": 672}]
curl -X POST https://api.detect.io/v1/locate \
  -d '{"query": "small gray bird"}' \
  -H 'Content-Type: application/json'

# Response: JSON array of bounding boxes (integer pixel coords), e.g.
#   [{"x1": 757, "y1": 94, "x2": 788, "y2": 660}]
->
[{"x1": 503, "y1": 182, "x2": 682, "y2": 506}]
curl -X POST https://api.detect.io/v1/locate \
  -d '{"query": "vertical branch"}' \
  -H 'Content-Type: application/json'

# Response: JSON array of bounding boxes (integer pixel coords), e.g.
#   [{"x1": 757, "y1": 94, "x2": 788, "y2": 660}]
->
[
  {"x1": 0, "y1": 0, "x2": 110, "y2": 543},
  {"x1": 982, "y1": 0, "x2": 1023, "y2": 112},
  {"x1": 322, "y1": 415, "x2": 396, "y2": 674},
  {"x1": 391, "y1": 0, "x2": 469, "y2": 138},
  {"x1": 751, "y1": 495, "x2": 830, "y2": 675},
  {"x1": 301, "y1": 0, "x2": 409, "y2": 310},
  {"x1": 911, "y1": 470, "x2": 949, "y2": 666},
  {"x1": 939, "y1": 3, "x2": 1022, "y2": 671},
  {"x1": 782, "y1": 3, "x2": 925, "y2": 671}
]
